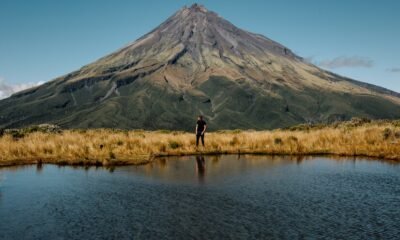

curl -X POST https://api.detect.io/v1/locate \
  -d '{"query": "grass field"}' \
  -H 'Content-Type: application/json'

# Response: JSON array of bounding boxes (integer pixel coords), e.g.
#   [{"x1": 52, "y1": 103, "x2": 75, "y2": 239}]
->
[{"x1": 0, "y1": 118, "x2": 399, "y2": 167}]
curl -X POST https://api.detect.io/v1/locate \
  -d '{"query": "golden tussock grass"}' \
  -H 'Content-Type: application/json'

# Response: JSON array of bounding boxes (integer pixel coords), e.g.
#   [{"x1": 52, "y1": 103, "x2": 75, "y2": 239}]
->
[{"x1": 0, "y1": 120, "x2": 399, "y2": 167}]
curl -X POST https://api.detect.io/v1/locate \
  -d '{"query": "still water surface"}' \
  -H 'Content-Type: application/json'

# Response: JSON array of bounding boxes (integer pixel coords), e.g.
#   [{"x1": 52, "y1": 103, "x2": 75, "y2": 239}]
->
[{"x1": 0, "y1": 155, "x2": 399, "y2": 239}]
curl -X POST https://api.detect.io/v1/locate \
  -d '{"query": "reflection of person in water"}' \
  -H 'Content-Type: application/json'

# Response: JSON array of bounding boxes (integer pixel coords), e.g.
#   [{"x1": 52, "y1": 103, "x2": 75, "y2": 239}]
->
[{"x1": 196, "y1": 155, "x2": 205, "y2": 182}]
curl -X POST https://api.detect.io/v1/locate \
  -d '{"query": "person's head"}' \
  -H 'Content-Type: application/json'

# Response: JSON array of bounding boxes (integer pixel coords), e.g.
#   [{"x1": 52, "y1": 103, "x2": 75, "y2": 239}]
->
[{"x1": 198, "y1": 115, "x2": 203, "y2": 121}]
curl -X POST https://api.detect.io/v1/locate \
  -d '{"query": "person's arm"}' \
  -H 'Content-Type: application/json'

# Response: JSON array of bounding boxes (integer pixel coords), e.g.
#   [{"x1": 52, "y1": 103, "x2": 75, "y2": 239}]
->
[
  {"x1": 195, "y1": 124, "x2": 198, "y2": 134},
  {"x1": 202, "y1": 124, "x2": 207, "y2": 135}
]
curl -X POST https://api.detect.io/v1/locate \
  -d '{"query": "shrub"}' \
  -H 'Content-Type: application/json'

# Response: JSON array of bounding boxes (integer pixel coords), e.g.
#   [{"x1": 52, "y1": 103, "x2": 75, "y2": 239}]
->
[
  {"x1": 43, "y1": 148, "x2": 53, "y2": 154},
  {"x1": 366, "y1": 139, "x2": 375, "y2": 145},
  {"x1": 77, "y1": 129, "x2": 87, "y2": 134},
  {"x1": 287, "y1": 124, "x2": 311, "y2": 131},
  {"x1": 24, "y1": 125, "x2": 40, "y2": 133},
  {"x1": 230, "y1": 136, "x2": 239, "y2": 146},
  {"x1": 84, "y1": 146, "x2": 90, "y2": 155},
  {"x1": 288, "y1": 136, "x2": 298, "y2": 142},
  {"x1": 109, "y1": 151, "x2": 116, "y2": 159},
  {"x1": 383, "y1": 128, "x2": 392, "y2": 140},
  {"x1": 158, "y1": 144, "x2": 167, "y2": 152},
  {"x1": 110, "y1": 128, "x2": 125, "y2": 133},
  {"x1": 395, "y1": 131, "x2": 400, "y2": 139},
  {"x1": 348, "y1": 117, "x2": 371, "y2": 127},
  {"x1": 274, "y1": 137, "x2": 283, "y2": 145},
  {"x1": 158, "y1": 130, "x2": 171, "y2": 134},
  {"x1": 168, "y1": 141, "x2": 182, "y2": 149},
  {"x1": 31, "y1": 124, "x2": 62, "y2": 133},
  {"x1": 232, "y1": 129, "x2": 242, "y2": 134},
  {"x1": 116, "y1": 140, "x2": 124, "y2": 146},
  {"x1": 11, "y1": 131, "x2": 25, "y2": 140}
]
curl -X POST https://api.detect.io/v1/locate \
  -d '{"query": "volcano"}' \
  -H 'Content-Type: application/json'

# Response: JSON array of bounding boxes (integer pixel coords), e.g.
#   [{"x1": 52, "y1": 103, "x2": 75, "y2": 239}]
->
[{"x1": 1, "y1": 4, "x2": 400, "y2": 130}]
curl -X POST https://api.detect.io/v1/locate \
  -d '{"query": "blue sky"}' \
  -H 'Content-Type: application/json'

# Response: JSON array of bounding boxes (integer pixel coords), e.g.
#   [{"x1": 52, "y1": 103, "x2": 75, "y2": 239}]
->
[{"x1": 0, "y1": 0, "x2": 399, "y2": 98}]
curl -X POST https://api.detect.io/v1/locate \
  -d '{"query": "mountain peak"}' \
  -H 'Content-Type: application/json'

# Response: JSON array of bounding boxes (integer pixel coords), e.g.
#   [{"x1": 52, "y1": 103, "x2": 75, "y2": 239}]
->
[
  {"x1": 188, "y1": 3, "x2": 208, "y2": 13},
  {"x1": 177, "y1": 3, "x2": 212, "y2": 19}
]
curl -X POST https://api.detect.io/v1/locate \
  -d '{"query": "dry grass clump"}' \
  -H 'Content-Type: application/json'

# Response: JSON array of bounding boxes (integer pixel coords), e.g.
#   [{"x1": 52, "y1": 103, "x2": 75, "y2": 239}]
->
[{"x1": 0, "y1": 119, "x2": 399, "y2": 167}]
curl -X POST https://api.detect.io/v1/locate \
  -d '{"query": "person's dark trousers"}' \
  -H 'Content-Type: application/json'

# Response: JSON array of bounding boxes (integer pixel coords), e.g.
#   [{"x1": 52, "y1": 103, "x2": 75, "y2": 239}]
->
[{"x1": 196, "y1": 132, "x2": 205, "y2": 146}]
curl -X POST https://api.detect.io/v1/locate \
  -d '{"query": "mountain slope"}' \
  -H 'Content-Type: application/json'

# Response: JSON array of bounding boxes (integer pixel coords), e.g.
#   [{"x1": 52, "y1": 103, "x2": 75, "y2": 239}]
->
[{"x1": 1, "y1": 4, "x2": 400, "y2": 130}]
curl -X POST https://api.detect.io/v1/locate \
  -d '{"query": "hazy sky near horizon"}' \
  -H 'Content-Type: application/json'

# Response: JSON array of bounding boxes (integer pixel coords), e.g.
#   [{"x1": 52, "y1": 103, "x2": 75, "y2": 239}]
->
[{"x1": 0, "y1": 0, "x2": 399, "y2": 98}]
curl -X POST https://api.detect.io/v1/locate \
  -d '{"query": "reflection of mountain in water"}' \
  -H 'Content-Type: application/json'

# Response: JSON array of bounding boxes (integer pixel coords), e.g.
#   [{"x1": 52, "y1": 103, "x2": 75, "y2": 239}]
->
[
  {"x1": 119, "y1": 155, "x2": 305, "y2": 184},
  {"x1": 117, "y1": 155, "x2": 400, "y2": 184}
]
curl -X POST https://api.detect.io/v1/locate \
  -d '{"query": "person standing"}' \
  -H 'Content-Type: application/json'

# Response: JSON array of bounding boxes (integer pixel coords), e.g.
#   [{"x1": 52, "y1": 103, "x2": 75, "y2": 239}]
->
[{"x1": 195, "y1": 115, "x2": 207, "y2": 147}]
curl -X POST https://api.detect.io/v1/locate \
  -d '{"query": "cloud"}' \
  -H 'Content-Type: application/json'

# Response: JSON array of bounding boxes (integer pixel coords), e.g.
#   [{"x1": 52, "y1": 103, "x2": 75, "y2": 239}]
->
[
  {"x1": 0, "y1": 77, "x2": 44, "y2": 100},
  {"x1": 316, "y1": 56, "x2": 374, "y2": 69},
  {"x1": 387, "y1": 67, "x2": 400, "y2": 73}
]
